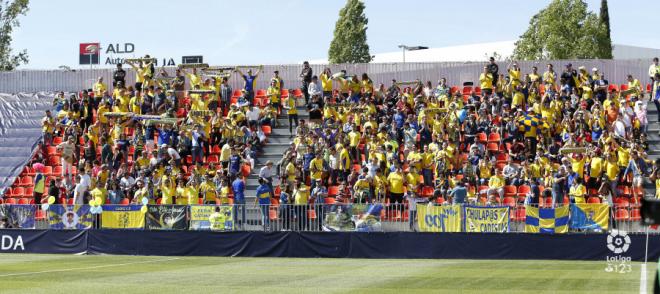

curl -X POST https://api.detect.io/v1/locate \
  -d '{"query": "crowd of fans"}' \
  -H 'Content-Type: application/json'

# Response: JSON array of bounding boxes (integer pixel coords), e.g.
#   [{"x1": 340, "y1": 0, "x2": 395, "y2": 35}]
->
[
  {"x1": 275, "y1": 57, "x2": 660, "y2": 213},
  {"x1": 8, "y1": 57, "x2": 660, "y2": 228}
]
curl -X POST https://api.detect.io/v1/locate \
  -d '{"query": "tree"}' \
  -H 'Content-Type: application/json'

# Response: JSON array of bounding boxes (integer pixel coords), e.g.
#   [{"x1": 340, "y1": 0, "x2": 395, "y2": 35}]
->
[
  {"x1": 0, "y1": 0, "x2": 29, "y2": 71},
  {"x1": 512, "y1": 0, "x2": 612, "y2": 60},
  {"x1": 328, "y1": 0, "x2": 371, "y2": 64},
  {"x1": 599, "y1": 0, "x2": 613, "y2": 59}
]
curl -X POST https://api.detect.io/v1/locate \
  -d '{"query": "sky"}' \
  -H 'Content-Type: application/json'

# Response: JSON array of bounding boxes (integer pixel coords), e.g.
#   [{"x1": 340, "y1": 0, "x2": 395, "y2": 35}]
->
[{"x1": 9, "y1": 0, "x2": 660, "y2": 69}]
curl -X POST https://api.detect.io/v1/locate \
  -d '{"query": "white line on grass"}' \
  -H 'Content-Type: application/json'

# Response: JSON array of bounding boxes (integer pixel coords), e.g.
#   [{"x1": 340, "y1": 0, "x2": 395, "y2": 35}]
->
[
  {"x1": 0, "y1": 257, "x2": 181, "y2": 278},
  {"x1": 640, "y1": 263, "x2": 647, "y2": 294}
]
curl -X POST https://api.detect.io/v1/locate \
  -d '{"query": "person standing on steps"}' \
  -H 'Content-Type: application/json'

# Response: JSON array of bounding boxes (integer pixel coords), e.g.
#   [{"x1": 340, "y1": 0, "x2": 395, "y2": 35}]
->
[
  {"x1": 284, "y1": 89, "x2": 298, "y2": 138},
  {"x1": 300, "y1": 61, "x2": 313, "y2": 106}
]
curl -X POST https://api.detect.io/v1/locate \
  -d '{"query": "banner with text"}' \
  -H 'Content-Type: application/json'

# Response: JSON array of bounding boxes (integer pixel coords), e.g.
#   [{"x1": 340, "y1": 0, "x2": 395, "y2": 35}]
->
[
  {"x1": 145, "y1": 205, "x2": 188, "y2": 230},
  {"x1": 190, "y1": 205, "x2": 233, "y2": 231},
  {"x1": 417, "y1": 204, "x2": 462, "y2": 232},
  {"x1": 101, "y1": 205, "x2": 144, "y2": 229},
  {"x1": 464, "y1": 206, "x2": 510, "y2": 233}
]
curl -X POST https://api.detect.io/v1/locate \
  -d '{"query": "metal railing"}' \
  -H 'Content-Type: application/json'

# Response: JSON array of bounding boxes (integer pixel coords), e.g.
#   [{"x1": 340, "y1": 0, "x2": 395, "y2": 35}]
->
[{"x1": 0, "y1": 202, "x2": 652, "y2": 233}]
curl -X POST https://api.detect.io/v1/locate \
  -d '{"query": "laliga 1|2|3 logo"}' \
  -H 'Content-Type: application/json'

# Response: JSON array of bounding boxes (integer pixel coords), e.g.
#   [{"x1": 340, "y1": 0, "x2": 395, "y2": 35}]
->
[{"x1": 605, "y1": 229, "x2": 632, "y2": 274}]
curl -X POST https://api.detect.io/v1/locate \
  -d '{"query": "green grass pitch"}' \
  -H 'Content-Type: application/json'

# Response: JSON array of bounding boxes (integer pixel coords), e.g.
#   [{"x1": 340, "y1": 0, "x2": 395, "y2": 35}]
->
[{"x1": 0, "y1": 254, "x2": 654, "y2": 293}]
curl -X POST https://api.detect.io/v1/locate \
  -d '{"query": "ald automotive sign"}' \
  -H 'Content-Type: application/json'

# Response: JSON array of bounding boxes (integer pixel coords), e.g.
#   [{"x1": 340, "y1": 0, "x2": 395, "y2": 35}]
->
[{"x1": 79, "y1": 42, "x2": 176, "y2": 66}]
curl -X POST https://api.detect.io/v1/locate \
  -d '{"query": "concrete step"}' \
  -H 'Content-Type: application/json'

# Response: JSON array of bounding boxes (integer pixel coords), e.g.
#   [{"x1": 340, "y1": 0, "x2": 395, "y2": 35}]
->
[{"x1": 262, "y1": 146, "x2": 289, "y2": 155}]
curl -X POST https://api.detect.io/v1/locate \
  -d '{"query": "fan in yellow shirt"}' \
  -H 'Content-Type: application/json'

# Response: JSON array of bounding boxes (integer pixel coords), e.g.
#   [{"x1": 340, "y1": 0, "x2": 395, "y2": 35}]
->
[
  {"x1": 479, "y1": 66, "x2": 494, "y2": 94},
  {"x1": 626, "y1": 75, "x2": 642, "y2": 97},
  {"x1": 320, "y1": 68, "x2": 333, "y2": 94},
  {"x1": 543, "y1": 65, "x2": 556, "y2": 90},
  {"x1": 309, "y1": 154, "x2": 325, "y2": 182},
  {"x1": 569, "y1": 178, "x2": 587, "y2": 204},
  {"x1": 93, "y1": 77, "x2": 107, "y2": 98},
  {"x1": 386, "y1": 167, "x2": 405, "y2": 203},
  {"x1": 199, "y1": 176, "x2": 217, "y2": 204},
  {"x1": 160, "y1": 178, "x2": 176, "y2": 204},
  {"x1": 508, "y1": 63, "x2": 522, "y2": 87}
]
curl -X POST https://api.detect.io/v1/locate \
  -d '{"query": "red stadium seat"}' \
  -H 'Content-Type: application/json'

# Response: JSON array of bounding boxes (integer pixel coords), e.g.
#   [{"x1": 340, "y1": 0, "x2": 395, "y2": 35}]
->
[
  {"x1": 504, "y1": 186, "x2": 517, "y2": 197},
  {"x1": 241, "y1": 164, "x2": 251, "y2": 177},
  {"x1": 630, "y1": 208, "x2": 641, "y2": 221},
  {"x1": 543, "y1": 197, "x2": 553, "y2": 208},
  {"x1": 614, "y1": 208, "x2": 629, "y2": 221},
  {"x1": 52, "y1": 136, "x2": 63, "y2": 145},
  {"x1": 495, "y1": 153, "x2": 508, "y2": 164},
  {"x1": 261, "y1": 125, "x2": 272, "y2": 135},
  {"x1": 421, "y1": 186, "x2": 434, "y2": 197},
  {"x1": 615, "y1": 197, "x2": 630, "y2": 208},
  {"x1": 206, "y1": 155, "x2": 219, "y2": 164},
  {"x1": 487, "y1": 133, "x2": 501, "y2": 143},
  {"x1": 280, "y1": 89, "x2": 290, "y2": 99},
  {"x1": 48, "y1": 156, "x2": 61, "y2": 166},
  {"x1": 42, "y1": 166, "x2": 53, "y2": 177},
  {"x1": 24, "y1": 166, "x2": 36, "y2": 176},
  {"x1": 476, "y1": 132, "x2": 487, "y2": 143},
  {"x1": 462, "y1": 86, "x2": 473, "y2": 95},
  {"x1": 487, "y1": 143, "x2": 499, "y2": 152},
  {"x1": 24, "y1": 187, "x2": 33, "y2": 197},
  {"x1": 52, "y1": 166, "x2": 63, "y2": 177},
  {"x1": 503, "y1": 196, "x2": 516, "y2": 207},
  {"x1": 10, "y1": 187, "x2": 24, "y2": 197},
  {"x1": 255, "y1": 89, "x2": 267, "y2": 98},
  {"x1": 292, "y1": 88, "x2": 304, "y2": 98},
  {"x1": 18, "y1": 176, "x2": 32, "y2": 187},
  {"x1": 328, "y1": 186, "x2": 339, "y2": 197},
  {"x1": 18, "y1": 198, "x2": 29, "y2": 205},
  {"x1": 450, "y1": 86, "x2": 459, "y2": 95},
  {"x1": 231, "y1": 90, "x2": 242, "y2": 98},
  {"x1": 211, "y1": 145, "x2": 221, "y2": 155},
  {"x1": 252, "y1": 97, "x2": 262, "y2": 106},
  {"x1": 513, "y1": 207, "x2": 526, "y2": 222},
  {"x1": 46, "y1": 146, "x2": 59, "y2": 156},
  {"x1": 4, "y1": 198, "x2": 16, "y2": 205},
  {"x1": 607, "y1": 84, "x2": 618, "y2": 93},
  {"x1": 120, "y1": 198, "x2": 130, "y2": 206},
  {"x1": 517, "y1": 185, "x2": 530, "y2": 197},
  {"x1": 587, "y1": 197, "x2": 601, "y2": 204}
]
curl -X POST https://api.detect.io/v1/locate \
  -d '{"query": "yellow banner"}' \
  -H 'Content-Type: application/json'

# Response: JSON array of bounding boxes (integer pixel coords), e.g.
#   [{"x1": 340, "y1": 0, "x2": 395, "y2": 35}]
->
[
  {"x1": 101, "y1": 206, "x2": 145, "y2": 229},
  {"x1": 190, "y1": 205, "x2": 233, "y2": 230},
  {"x1": 417, "y1": 204, "x2": 462, "y2": 232},
  {"x1": 464, "y1": 206, "x2": 510, "y2": 233}
]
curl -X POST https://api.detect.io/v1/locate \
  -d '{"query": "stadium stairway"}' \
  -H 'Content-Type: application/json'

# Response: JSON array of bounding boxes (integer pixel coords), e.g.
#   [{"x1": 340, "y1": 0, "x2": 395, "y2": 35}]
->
[
  {"x1": 644, "y1": 105, "x2": 660, "y2": 197},
  {"x1": 242, "y1": 107, "x2": 309, "y2": 225},
  {"x1": 0, "y1": 93, "x2": 55, "y2": 192}
]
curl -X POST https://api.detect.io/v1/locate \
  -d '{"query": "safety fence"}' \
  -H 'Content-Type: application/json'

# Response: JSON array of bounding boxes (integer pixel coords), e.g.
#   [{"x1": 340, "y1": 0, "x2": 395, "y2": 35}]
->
[{"x1": 0, "y1": 202, "x2": 650, "y2": 234}]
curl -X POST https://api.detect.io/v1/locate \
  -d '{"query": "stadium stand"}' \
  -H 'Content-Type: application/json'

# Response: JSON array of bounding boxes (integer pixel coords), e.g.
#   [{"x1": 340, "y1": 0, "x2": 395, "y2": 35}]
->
[{"x1": 1, "y1": 59, "x2": 659, "y2": 231}]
